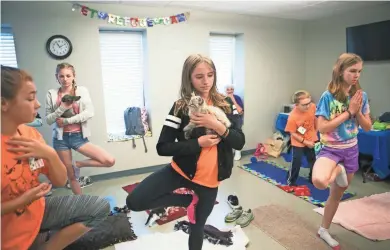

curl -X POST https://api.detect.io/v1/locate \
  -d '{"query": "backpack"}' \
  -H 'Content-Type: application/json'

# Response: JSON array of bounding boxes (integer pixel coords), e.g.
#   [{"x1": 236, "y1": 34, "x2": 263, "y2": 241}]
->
[{"x1": 124, "y1": 107, "x2": 148, "y2": 153}]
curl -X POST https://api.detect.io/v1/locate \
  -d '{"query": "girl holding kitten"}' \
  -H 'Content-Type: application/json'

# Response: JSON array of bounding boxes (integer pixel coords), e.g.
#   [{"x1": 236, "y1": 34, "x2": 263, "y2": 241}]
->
[
  {"x1": 45, "y1": 63, "x2": 115, "y2": 194},
  {"x1": 127, "y1": 54, "x2": 245, "y2": 250},
  {"x1": 313, "y1": 53, "x2": 371, "y2": 249}
]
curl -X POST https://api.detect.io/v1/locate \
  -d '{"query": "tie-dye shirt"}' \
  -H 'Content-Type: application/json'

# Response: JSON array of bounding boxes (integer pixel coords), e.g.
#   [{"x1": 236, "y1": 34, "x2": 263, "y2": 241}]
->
[{"x1": 316, "y1": 90, "x2": 370, "y2": 149}]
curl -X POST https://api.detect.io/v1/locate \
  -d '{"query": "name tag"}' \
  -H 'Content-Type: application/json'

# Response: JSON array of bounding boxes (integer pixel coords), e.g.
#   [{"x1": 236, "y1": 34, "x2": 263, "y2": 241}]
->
[
  {"x1": 297, "y1": 126, "x2": 306, "y2": 135},
  {"x1": 29, "y1": 158, "x2": 45, "y2": 171}
]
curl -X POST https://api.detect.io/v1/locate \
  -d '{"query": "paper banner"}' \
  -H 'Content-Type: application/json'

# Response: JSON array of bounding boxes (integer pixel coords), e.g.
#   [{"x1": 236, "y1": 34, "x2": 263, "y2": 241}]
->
[{"x1": 71, "y1": 3, "x2": 190, "y2": 28}]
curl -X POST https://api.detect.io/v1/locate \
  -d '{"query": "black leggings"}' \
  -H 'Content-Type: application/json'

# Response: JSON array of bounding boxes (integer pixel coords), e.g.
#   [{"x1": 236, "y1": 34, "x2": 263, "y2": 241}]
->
[{"x1": 126, "y1": 165, "x2": 218, "y2": 250}]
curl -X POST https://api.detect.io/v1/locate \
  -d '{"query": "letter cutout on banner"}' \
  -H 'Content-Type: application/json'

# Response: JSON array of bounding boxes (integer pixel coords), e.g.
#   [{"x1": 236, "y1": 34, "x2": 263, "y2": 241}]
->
[
  {"x1": 117, "y1": 17, "x2": 125, "y2": 26},
  {"x1": 176, "y1": 13, "x2": 186, "y2": 22},
  {"x1": 153, "y1": 17, "x2": 163, "y2": 25},
  {"x1": 108, "y1": 14, "x2": 117, "y2": 24},
  {"x1": 131, "y1": 18, "x2": 139, "y2": 27},
  {"x1": 146, "y1": 18, "x2": 153, "y2": 27},
  {"x1": 89, "y1": 8, "x2": 98, "y2": 18},
  {"x1": 81, "y1": 5, "x2": 89, "y2": 16},
  {"x1": 163, "y1": 16, "x2": 171, "y2": 25},
  {"x1": 170, "y1": 15, "x2": 178, "y2": 24},
  {"x1": 124, "y1": 17, "x2": 131, "y2": 26},
  {"x1": 139, "y1": 18, "x2": 147, "y2": 27},
  {"x1": 98, "y1": 11, "x2": 108, "y2": 20}
]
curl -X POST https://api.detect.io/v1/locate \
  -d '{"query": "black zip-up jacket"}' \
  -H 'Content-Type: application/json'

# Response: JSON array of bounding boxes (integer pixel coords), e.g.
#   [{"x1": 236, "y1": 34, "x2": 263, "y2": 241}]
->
[{"x1": 156, "y1": 97, "x2": 245, "y2": 182}]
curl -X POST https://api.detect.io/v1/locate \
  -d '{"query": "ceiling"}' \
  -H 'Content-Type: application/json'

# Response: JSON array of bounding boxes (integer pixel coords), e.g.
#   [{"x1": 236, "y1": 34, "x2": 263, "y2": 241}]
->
[{"x1": 83, "y1": 1, "x2": 386, "y2": 20}]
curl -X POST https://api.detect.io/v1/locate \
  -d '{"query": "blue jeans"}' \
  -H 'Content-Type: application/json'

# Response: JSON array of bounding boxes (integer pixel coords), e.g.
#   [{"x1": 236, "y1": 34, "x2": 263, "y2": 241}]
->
[{"x1": 53, "y1": 132, "x2": 89, "y2": 151}]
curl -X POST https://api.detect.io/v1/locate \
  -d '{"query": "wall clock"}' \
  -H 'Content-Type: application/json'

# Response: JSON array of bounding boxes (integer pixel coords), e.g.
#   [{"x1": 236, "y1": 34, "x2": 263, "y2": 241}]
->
[{"x1": 46, "y1": 35, "x2": 73, "y2": 60}]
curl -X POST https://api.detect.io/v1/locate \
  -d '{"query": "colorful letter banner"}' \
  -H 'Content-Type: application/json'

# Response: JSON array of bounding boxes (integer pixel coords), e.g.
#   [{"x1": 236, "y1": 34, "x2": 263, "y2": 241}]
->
[{"x1": 71, "y1": 3, "x2": 190, "y2": 28}]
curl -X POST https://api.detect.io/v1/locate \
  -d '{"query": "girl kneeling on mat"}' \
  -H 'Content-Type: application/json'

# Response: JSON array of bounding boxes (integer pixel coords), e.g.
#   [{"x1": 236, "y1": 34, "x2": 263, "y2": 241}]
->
[
  {"x1": 126, "y1": 54, "x2": 245, "y2": 250},
  {"x1": 312, "y1": 53, "x2": 371, "y2": 249},
  {"x1": 1, "y1": 66, "x2": 110, "y2": 250}
]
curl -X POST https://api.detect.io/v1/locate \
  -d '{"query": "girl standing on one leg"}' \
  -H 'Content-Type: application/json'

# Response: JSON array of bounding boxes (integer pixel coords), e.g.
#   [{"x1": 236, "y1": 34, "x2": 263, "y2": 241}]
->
[
  {"x1": 1, "y1": 66, "x2": 110, "y2": 250},
  {"x1": 312, "y1": 53, "x2": 372, "y2": 249},
  {"x1": 126, "y1": 54, "x2": 245, "y2": 250},
  {"x1": 45, "y1": 63, "x2": 115, "y2": 194}
]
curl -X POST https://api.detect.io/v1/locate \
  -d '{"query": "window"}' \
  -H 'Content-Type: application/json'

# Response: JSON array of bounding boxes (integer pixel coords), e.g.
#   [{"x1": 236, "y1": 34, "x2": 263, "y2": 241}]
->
[
  {"x1": 1, "y1": 26, "x2": 18, "y2": 68},
  {"x1": 99, "y1": 30, "x2": 144, "y2": 135},
  {"x1": 209, "y1": 34, "x2": 236, "y2": 92}
]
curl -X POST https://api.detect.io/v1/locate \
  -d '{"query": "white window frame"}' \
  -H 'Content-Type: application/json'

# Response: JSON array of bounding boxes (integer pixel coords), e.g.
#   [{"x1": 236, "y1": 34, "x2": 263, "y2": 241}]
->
[
  {"x1": 209, "y1": 33, "x2": 236, "y2": 92},
  {"x1": 99, "y1": 30, "x2": 145, "y2": 137},
  {"x1": 1, "y1": 25, "x2": 18, "y2": 68}
]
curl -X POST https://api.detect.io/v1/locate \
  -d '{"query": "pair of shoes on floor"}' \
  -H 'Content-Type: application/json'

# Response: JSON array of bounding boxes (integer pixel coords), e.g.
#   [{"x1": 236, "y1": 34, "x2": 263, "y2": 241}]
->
[
  {"x1": 66, "y1": 176, "x2": 93, "y2": 189},
  {"x1": 225, "y1": 195, "x2": 254, "y2": 228}
]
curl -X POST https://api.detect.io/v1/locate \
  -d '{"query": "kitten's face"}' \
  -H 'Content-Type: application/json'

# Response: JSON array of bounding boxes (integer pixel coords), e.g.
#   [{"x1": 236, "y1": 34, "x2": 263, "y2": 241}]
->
[{"x1": 188, "y1": 95, "x2": 205, "y2": 112}]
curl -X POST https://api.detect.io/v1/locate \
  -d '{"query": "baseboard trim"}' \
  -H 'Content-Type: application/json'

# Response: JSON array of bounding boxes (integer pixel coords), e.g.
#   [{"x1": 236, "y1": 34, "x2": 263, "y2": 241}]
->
[{"x1": 90, "y1": 148, "x2": 255, "y2": 182}]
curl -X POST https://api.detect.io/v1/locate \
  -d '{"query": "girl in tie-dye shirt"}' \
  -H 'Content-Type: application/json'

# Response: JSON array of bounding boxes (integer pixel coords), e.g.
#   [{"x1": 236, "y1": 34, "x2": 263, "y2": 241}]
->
[{"x1": 311, "y1": 53, "x2": 372, "y2": 249}]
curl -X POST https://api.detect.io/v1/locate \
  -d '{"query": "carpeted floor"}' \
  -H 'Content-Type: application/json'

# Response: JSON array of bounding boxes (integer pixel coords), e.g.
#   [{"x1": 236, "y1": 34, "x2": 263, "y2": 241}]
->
[
  {"x1": 252, "y1": 204, "x2": 358, "y2": 250},
  {"x1": 314, "y1": 192, "x2": 390, "y2": 241}
]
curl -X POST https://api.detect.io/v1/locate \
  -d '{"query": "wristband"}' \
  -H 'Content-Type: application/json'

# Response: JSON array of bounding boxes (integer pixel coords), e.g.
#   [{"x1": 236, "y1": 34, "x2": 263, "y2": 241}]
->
[{"x1": 346, "y1": 110, "x2": 352, "y2": 119}]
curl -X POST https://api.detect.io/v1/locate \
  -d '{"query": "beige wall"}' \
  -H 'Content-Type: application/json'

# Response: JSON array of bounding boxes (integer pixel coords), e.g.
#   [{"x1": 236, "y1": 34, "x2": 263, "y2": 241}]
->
[
  {"x1": 2, "y1": 1, "x2": 305, "y2": 176},
  {"x1": 304, "y1": 3, "x2": 390, "y2": 117}
]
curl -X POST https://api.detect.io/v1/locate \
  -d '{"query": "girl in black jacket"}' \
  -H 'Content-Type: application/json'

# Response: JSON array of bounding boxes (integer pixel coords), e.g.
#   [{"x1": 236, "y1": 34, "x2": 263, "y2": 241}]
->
[{"x1": 126, "y1": 54, "x2": 245, "y2": 250}]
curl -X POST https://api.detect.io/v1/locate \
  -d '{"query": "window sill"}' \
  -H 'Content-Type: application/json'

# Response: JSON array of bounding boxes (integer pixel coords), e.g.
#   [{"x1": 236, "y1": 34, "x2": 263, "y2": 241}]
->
[{"x1": 107, "y1": 131, "x2": 152, "y2": 142}]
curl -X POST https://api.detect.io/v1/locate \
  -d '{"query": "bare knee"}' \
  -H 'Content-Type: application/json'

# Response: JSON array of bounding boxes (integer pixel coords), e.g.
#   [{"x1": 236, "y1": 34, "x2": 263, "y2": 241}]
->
[
  {"x1": 312, "y1": 176, "x2": 328, "y2": 190},
  {"x1": 103, "y1": 157, "x2": 115, "y2": 167}
]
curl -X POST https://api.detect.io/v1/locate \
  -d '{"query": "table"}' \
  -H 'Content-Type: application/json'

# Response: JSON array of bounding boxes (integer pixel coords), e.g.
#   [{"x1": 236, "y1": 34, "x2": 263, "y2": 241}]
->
[
  {"x1": 357, "y1": 129, "x2": 390, "y2": 179},
  {"x1": 275, "y1": 113, "x2": 390, "y2": 179}
]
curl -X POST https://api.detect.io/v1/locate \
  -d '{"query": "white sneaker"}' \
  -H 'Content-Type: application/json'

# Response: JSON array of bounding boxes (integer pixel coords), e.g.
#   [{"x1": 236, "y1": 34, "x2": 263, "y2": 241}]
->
[{"x1": 234, "y1": 150, "x2": 242, "y2": 161}]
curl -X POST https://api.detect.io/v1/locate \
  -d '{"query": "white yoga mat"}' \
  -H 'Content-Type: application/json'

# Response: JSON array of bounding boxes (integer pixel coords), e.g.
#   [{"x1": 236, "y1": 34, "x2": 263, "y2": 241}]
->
[{"x1": 115, "y1": 225, "x2": 249, "y2": 250}]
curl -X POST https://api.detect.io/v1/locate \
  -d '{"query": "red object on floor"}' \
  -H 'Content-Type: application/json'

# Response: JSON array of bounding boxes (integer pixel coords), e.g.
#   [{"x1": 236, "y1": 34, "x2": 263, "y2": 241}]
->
[
  {"x1": 276, "y1": 184, "x2": 311, "y2": 196},
  {"x1": 294, "y1": 185, "x2": 311, "y2": 196},
  {"x1": 276, "y1": 184, "x2": 295, "y2": 193},
  {"x1": 122, "y1": 183, "x2": 218, "y2": 225}
]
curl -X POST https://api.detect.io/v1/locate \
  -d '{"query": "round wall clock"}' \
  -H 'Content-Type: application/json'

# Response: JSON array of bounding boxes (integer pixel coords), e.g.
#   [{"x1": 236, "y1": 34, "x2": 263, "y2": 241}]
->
[{"x1": 46, "y1": 35, "x2": 73, "y2": 60}]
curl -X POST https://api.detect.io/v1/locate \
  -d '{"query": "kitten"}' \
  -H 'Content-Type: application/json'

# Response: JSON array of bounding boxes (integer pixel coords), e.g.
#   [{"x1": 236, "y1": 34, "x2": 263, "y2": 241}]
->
[
  {"x1": 60, "y1": 95, "x2": 81, "y2": 118},
  {"x1": 183, "y1": 92, "x2": 231, "y2": 140},
  {"x1": 145, "y1": 207, "x2": 168, "y2": 227}
]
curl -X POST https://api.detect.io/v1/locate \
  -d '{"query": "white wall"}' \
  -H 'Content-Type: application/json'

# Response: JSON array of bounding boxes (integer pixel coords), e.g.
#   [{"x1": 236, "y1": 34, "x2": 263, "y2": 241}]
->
[
  {"x1": 304, "y1": 3, "x2": 390, "y2": 117},
  {"x1": 2, "y1": 1, "x2": 305, "y2": 176}
]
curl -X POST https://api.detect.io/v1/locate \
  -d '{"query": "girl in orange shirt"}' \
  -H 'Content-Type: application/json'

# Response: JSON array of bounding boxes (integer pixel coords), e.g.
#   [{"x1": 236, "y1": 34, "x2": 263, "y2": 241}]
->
[
  {"x1": 126, "y1": 54, "x2": 245, "y2": 250},
  {"x1": 1, "y1": 66, "x2": 110, "y2": 250}
]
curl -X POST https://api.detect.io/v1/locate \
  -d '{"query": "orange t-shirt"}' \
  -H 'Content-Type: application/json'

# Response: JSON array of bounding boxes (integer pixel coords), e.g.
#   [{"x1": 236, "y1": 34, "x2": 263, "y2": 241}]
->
[
  {"x1": 171, "y1": 100, "x2": 219, "y2": 188},
  {"x1": 1, "y1": 125, "x2": 50, "y2": 250},
  {"x1": 285, "y1": 103, "x2": 318, "y2": 147}
]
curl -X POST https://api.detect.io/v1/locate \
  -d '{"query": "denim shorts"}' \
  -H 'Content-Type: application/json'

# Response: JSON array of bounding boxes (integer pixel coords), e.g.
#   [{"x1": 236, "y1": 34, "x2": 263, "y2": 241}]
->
[{"x1": 53, "y1": 132, "x2": 89, "y2": 151}]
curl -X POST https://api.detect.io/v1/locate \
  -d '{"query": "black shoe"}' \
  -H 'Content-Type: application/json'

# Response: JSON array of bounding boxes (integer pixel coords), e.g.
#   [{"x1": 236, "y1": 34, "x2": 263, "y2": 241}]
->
[{"x1": 227, "y1": 195, "x2": 240, "y2": 209}]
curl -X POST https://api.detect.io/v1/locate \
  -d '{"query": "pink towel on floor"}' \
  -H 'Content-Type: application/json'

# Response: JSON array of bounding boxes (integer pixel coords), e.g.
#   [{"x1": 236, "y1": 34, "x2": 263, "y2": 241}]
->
[{"x1": 313, "y1": 192, "x2": 390, "y2": 241}]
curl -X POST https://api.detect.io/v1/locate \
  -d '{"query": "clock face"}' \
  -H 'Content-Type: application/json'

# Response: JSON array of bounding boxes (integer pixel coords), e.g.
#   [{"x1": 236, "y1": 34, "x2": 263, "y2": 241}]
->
[
  {"x1": 46, "y1": 35, "x2": 73, "y2": 60},
  {"x1": 49, "y1": 38, "x2": 70, "y2": 57}
]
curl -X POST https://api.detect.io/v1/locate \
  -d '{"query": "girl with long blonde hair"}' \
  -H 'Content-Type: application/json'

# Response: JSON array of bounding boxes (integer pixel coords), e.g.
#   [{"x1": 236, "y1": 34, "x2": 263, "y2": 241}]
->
[
  {"x1": 126, "y1": 54, "x2": 245, "y2": 250},
  {"x1": 312, "y1": 53, "x2": 372, "y2": 249}
]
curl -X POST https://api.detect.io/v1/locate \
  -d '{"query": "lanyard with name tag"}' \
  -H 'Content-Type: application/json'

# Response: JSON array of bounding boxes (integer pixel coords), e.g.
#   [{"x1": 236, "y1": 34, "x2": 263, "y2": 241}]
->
[{"x1": 29, "y1": 158, "x2": 45, "y2": 171}]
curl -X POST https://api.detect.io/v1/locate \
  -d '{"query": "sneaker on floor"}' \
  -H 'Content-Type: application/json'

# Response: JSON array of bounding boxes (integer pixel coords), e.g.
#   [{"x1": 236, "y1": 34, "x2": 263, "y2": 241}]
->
[
  {"x1": 234, "y1": 150, "x2": 242, "y2": 161},
  {"x1": 79, "y1": 176, "x2": 93, "y2": 188},
  {"x1": 227, "y1": 195, "x2": 240, "y2": 209},
  {"x1": 225, "y1": 206, "x2": 243, "y2": 223},
  {"x1": 236, "y1": 209, "x2": 254, "y2": 228},
  {"x1": 66, "y1": 176, "x2": 93, "y2": 189}
]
